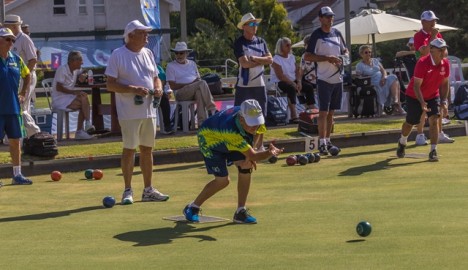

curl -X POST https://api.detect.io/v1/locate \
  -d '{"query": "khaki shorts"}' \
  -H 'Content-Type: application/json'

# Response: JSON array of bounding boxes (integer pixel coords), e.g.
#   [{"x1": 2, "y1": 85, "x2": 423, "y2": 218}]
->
[{"x1": 119, "y1": 118, "x2": 157, "y2": 149}]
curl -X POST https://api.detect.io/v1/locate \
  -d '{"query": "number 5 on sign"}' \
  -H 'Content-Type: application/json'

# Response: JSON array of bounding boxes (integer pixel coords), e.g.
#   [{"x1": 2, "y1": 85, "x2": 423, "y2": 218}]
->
[{"x1": 304, "y1": 136, "x2": 319, "y2": 152}]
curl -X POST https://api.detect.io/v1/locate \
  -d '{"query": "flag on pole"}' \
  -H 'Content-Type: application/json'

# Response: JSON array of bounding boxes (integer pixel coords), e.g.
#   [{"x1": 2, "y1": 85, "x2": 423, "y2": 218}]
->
[{"x1": 140, "y1": 0, "x2": 162, "y2": 63}]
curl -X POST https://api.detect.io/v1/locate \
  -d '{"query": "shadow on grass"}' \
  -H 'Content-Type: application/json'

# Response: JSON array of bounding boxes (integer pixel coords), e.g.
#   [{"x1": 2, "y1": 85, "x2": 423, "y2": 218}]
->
[
  {"x1": 114, "y1": 222, "x2": 234, "y2": 246},
  {"x1": 346, "y1": 239, "x2": 366, "y2": 243},
  {"x1": 339, "y1": 157, "x2": 427, "y2": 176},
  {"x1": 0, "y1": 206, "x2": 103, "y2": 223}
]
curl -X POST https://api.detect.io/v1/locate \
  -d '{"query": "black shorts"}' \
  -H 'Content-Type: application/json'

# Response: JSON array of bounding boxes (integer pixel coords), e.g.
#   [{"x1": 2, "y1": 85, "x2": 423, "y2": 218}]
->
[{"x1": 405, "y1": 96, "x2": 440, "y2": 125}]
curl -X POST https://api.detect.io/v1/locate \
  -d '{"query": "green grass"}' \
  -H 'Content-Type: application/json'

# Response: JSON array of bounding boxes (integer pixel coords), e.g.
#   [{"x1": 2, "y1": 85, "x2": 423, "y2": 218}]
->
[
  {"x1": 0, "y1": 116, "x2": 406, "y2": 164},
  {"x1": 1, "y1": 138, "x2": 467, "y2": 269}
]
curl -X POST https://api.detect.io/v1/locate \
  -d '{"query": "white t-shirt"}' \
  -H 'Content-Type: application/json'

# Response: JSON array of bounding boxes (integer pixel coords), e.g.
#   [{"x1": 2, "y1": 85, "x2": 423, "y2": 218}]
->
[
  {"x1": 166, "y1": 60, "x2": 199, "y2": 84},
  {"x1": 51, "y1": 64, "x2": 80, "y2": 110},
  {"x1": 105, "y1": 46, "x2": 159, "y2": 120},
  {"x1": 270, "y1": 54, "x2": 296, "y2": 83},
  {"x1": 12, "y1": 32, "x2": 37, "y2": 66}
]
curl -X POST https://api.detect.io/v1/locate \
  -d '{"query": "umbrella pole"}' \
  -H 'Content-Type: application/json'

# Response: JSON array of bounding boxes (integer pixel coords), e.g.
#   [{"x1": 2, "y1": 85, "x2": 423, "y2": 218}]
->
[{"x1": 372, "y1": 34, "x2": 377, "y2": 57}]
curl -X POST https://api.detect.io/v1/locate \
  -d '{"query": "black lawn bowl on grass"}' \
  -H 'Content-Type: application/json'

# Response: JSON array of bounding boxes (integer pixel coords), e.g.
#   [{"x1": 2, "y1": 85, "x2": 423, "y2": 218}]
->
[{"x1": 1, "y1": 138, "x2": 468, "y2": 269}]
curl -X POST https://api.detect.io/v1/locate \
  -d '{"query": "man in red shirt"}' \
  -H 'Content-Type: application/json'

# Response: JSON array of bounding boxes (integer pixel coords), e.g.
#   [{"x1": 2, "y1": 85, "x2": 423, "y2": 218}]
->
[
  {"x1": 413, "y1": 10, "x2": 454, "y2": 144},
  {"x1": 396, "y1": 38, "x2": 450, "y2": 162}
]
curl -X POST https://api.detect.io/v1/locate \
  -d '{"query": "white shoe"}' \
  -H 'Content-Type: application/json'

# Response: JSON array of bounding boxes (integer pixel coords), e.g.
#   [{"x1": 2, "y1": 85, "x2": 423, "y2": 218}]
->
[
  {"x1": 415, "y1": 134, "x2": 428, "y2": 146},
  {"x1": 439, "y1": 132, "x2": 455, "y2": 143},
  {"x1": 141, "y1": 187, "x2": 169, "y2": 202},
  {"x1": 75, "y1": 130, "x2": 93, "y2": 140},
  {"x1": 441, "y1": 118, "x2": 451, "y2": 125},
  {"x1": 121, "y1": 189, "x2": 134, "y2": 205},
  {"x1": 84, "y1": 122, "x2": 95, "y2": 133}
]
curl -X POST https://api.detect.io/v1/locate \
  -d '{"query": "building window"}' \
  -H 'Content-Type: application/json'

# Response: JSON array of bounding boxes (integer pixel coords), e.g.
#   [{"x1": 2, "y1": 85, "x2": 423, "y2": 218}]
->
[
  {"x1": 53, "y1": 0, "x2": 66, "y2": 15},
  {"x1": 79, "y1": 0, "x2": 87, "y2": 15},
  {"x1": 93, "y1": 0, "x2": 105, "y2": 15}
]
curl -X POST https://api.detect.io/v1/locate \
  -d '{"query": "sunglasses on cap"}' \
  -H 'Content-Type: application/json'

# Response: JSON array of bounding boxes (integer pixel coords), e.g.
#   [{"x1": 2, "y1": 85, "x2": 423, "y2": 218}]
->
[
  {"x1": 247, "y1": 22, "x2": 259, "y2": 27},
  {"x1": 1, "y1": 37, "x2": 15, "y2": 43}
]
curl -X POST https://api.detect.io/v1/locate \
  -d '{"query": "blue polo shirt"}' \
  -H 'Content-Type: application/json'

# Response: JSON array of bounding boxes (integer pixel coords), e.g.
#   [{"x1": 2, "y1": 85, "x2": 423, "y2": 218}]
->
[
  {"x1": 197, "y1": 106, "x2": 266, "y2": 159},
  {"x1": 0, "y1": 51, "x2": 30, "y2": 115}
]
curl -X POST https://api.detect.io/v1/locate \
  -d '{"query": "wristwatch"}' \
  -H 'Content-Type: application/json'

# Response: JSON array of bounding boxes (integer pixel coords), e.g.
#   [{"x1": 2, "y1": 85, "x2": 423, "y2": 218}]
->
[{"x1": 440, "y1": 100, "x2": 448, "y2": 105}]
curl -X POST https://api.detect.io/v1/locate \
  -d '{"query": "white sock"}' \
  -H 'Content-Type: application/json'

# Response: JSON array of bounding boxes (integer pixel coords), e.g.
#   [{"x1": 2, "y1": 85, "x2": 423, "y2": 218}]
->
[
  {"x1": 431, "y1": 144, "x2": 437, "y2": 151},
  {"x1": 144, "y1": 186, "x2": 153, "y2": 192},
  {"x1": 325, "y1": 138, "x2": 331, "y2": 144},
  {"x1": 320, "y1": 138, "x2": 327, "y2": 146},
  {"x1": 399, "y1": 135, "x2": 408, "y2": 145},
  {"x1": 189, "y1": 202, "x2": 200, "y2": 209},
  {"x1": 13, "y1": 166, "x2": 21, "y2": 176},
  {"x1": 236, "y1": 206, "x2": 246, "y2": 213}
]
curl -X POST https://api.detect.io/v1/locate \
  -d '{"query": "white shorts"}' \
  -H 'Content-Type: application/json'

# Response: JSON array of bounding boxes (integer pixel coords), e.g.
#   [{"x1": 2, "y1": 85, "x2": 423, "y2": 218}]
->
[{"x1": 119, "y1": 118, "x2": 157, "y2": 149}]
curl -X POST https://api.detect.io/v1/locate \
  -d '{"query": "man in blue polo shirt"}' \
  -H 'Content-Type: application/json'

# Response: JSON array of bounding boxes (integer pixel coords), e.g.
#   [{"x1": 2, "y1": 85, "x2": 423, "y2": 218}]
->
[
  {"x1": 183, "y1": 99, "x2": 283, "y2": 224},
  {"x1": 0, "y1": 27, "x2": 33, "y2": 185},
  {"x1": 304, "y1": 6, "x2": 348, "y2": 156}
]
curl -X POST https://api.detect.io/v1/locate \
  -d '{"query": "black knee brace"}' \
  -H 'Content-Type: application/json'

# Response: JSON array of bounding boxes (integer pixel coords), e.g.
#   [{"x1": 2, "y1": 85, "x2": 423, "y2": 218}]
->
[{"x1": 237, "y1": 166, "x2": 252, "y2": 174}]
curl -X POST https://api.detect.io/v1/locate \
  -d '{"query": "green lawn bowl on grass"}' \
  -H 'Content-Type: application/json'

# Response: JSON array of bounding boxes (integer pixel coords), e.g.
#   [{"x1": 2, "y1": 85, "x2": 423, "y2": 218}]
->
[
  {"x1": 84, "y1": 169, "x2": 94, "y2": 180},
  {"x1": 356, "y1": 221, "x2": 372, "y2": 237},
  {"x1": 1, "y1": 138, "x2": 468, "y2": 269}
]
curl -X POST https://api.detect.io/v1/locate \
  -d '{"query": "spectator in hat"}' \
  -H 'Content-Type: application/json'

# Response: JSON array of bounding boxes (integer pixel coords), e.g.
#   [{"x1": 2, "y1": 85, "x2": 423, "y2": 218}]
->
[
  {"x1": 0, "y1": 27, "x2": 33, "y2": 185},
  {"x1": 303, "y1": 6, "x2": 349, "y2": 156},
  {"x1": 4, "y1": 14, "x2": 41, "y2": 137},
  {"x1": 166, "y1": 41, "x2": 217, "y2": 126},
  {"x1": 396, "y1": 38, "x2": 450, "y2": 162},
  {"x1": 105, "y1": 20, "x2": 169, "y2": 205},
  {"x1": 234, "y1": 12, "x2": 273, "y2": 151},
  {"x1": 182, "y1": 99, "x2": 283, "y2": 224},
  {"x1": 413, "y1": 10, "x2": 454, "y2": 144}
]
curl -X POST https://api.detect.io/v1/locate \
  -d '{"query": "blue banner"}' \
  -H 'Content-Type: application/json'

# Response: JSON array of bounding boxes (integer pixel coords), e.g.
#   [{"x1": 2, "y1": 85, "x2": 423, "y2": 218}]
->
[
  {"x1": 141, "y1": 0, "x2": 162, "y2": 63},
  {"x1": 140, "y1": 0, "x2": 161, "y2": 29}
]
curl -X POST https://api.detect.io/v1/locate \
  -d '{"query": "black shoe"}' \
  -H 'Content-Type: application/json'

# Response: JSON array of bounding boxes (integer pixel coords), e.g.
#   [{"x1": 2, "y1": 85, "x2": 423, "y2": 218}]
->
[
  {"x1": 162, "y1": 126, "x2": 175, "y2": 135},
  {"x1": 429, "y1": 149, "x2": 439, "y2": 162},
  {"x1": 396, "y1": 141, "x2": 406, "y2": 158},
  {"x1": 318, "y1": 144, "x2": 328, "y2": 156}
]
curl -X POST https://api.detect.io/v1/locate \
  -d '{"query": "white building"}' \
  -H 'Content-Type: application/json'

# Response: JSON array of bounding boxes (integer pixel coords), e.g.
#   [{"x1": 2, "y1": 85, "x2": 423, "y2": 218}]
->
[{"x1": 4, "y1": 0, "x2": 178, "y2": 65}]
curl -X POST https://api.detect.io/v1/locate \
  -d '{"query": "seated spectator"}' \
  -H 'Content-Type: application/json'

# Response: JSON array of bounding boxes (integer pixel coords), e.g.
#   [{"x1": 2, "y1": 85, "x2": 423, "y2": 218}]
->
[
  {"x1": 156, "y1": 64, "x2": 174, "y2": 135},
  {"x1": 356, "y1": 45, "x2": 406, "y2": 115},
  {"x1": 52, "y1": 51, "x2": 95, "y2": 140},
  {"x1": 166, "y1": 42, "x2": 217, "y2": 126},
  {"x1": 299, "y1": 34, "x2": 318, "y2": 111},
  {"x1": 270, "y1": 37, "x2": 301, "y2": 122}
]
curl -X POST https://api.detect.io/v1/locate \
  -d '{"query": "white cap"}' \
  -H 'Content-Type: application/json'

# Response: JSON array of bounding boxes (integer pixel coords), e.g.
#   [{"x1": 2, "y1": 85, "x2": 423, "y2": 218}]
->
[
  {"x1": 0, "y1": 27, "x2": 15, "y2": 38},
  {"x1": 240, "y1": 99, "x2": 265, "y2": 127},
  {"x1": 237, "y1": 13, "x2": 262, "y2": 30},
  {"x1": 4, "y1": 14, "x2": 22, "y2": 25},
  {"x1": 421, "y1": 10, "x2": 439, "y2": 21},
  {"x1": 407, "y1": 37, "x2": 414, "y2": 46},
  {"x1": 319, "y1": 6, "x2": 335, "y2": 17},
  {"x1": 123, "y1": 20, "x2": 152, "y2": 39},
  {"x1": 430, "y1": 38, "x2": 448, "y2": 48},
  {"x1": 170, "y1": 42, "x2": 193, "y2": 52}
]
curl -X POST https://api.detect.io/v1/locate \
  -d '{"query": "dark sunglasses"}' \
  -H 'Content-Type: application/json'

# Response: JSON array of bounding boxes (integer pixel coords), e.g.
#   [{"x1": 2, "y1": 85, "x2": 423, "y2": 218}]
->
[
  {"x1": 175, "y1": 52, "x2": 186, "y2": 55},
  {"x1": 1, "y1": 37, "x2": 15, "y2": 43},
  {"x1": 363, "y1": 51, "x2": 372, "y2": 54},
  {"x1": 247, "y1": 22, "x2": 259, "y2": 27}
]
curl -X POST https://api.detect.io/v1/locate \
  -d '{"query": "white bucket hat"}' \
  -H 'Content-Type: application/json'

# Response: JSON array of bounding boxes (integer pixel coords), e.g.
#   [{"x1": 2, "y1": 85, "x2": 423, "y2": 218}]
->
[
  {"x1": 171, "y1": 42, "x2": 193, "y2": 53},
  {"x1": 237, "y1": 13, "x2": 262, "y2": 30},
  {"x1": 4, "y1": 14, "x2": 23, "y2": 25},
  {"x1": 240, "y1": 99, "x2": 265, "y2": 127}
]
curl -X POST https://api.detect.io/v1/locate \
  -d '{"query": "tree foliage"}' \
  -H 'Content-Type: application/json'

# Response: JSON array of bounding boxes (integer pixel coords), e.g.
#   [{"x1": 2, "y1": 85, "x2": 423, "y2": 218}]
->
[{"x1": 170, "y1": 0, "x2": 298, "y2": 70}]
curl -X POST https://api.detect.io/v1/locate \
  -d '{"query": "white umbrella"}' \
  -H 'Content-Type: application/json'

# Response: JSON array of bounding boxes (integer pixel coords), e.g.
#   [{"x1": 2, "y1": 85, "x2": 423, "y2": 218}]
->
[
  {"x1": 334, "y1": 9, "x2": 458, "y2": 45},
  {"x1": 293, "y1": 9, "x2": 458, "y2": 49}
]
